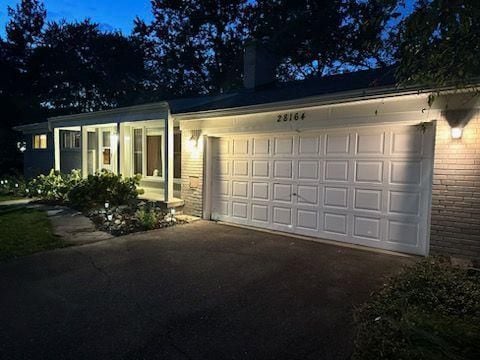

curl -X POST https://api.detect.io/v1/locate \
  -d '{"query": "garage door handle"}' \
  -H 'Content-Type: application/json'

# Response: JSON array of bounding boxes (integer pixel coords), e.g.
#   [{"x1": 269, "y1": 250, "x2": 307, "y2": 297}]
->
[{"x1": 292, "y1": 193, "x2": 297, "y2": 196}]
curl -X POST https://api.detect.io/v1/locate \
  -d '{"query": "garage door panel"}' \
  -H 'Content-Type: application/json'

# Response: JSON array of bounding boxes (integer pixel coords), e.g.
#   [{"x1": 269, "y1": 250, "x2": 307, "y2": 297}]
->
[
  {"x1": 233, "y1": 138, "x2": 249, "y2": 155},
  {"x1": 210, "y1": 124, "x2": 433, "y2": 256},
  {"x1": 356, "y1": 132, "x2": 385, "y2": 155},
  {"x1": 297, "y1": 209, "x2": 318, "y2": 230},
  {"x1": 215, "y1": 180, "x2": 230, "y2": 196},
  {"x1": 274, "y1": 160, "x2": 293, "y2": 179},
  {"x1": 391, "y1": 130, "x2": 422, "y2": 156},
  {"x1": 326, "y1": 133, "x2": 350, "y2": 155},
  {"x1": 355, "y1": 161, "x2": 383, "y2": 183},
  {"x1": 324, "y1": 187, "x2": 348, "y2": 208},
  {"x1": 251, "y1": 204, "x2": 269, "y2": 223},
  {"x1": 353, "y1": 216, "x2": 381, "y2": 240},
  {"x1": 273, "y1": 206, "x2": 292, "y2": 226},
  {"x1": 213, "y1": 199, "x2": 229, "y2": 216},
  {"x1": 325, "y1": 160, "x2": 349, "y2": 182},
  {"x1": 273, "y1": 183, "x2": 293, "y2": 203},
  {"x1": 274, "y1": 137, "x2": 294, "y2": 155},
  {"x1": 232, "y1": 181, "x2": 248, "y2": 198},
  {"x1": 252, "y1": 160, "x2": 269, "y2": 178},
  {"x1": 233, "y1": 160, "x2": 249, "y2": 176},
  {"x1": 232, "y1": 202, "x2": 248, "y2": 219},
  {"x1": 390, "y1": 161, "x2": 422, "y2": 185},
  {"x1": 299, "y1": 136, "x2": 320, "y2": 155},
  {"x1": 252, "y1": 138, "x2": 270, "y2": 155},
  {"x1": 215, "y1": 160, "x2": 230, "y2": 176},
  {"x1": 388, "y1": 191, "x2": 420, "y2": 215},
  {"x1": 252, "y1": 182, "x2": 269, "y2": 200},
  {"x1": 354, "y1": 188, "x2": 382, "y2": 212},
  {"x1": 298, "y1": 160, "x2": 319, "y2": 180},
  {"x1": 324, "y1": 212, "x2": 348, "y2": 235},
  {"x1": 387, "y1": 220, "x2": 419, "y2": 246},
  {"x1": 297, "y1": 185, "x2": 318, "y2": 205}
]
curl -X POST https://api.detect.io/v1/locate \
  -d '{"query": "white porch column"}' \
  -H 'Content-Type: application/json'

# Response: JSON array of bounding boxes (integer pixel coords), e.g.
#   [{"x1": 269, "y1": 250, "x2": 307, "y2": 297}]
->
[
  {"x1": 81, "y1": 126, "x2": 88, "y2": 178},
  {"x1": 54, "y1": 128, "x2": 60, "y2": 171},
  {"x1": 164, "y1": 112, "x2": 174, "y2": 202}
]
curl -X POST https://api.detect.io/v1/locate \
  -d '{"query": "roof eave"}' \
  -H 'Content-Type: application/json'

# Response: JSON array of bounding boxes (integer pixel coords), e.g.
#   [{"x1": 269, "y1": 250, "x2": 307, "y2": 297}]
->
[{"x1": 172, "y1": 83, "x2": 480, "y2": 120}]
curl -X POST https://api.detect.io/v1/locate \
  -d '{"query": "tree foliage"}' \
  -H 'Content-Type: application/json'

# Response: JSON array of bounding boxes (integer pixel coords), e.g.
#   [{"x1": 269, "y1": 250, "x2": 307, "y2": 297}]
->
[
  {"x1": 248, "y1": 0, "x2": 401, "y2": 80},
  {"x1": 395, "y1": 0, "x2": 480, "y2": 88}
]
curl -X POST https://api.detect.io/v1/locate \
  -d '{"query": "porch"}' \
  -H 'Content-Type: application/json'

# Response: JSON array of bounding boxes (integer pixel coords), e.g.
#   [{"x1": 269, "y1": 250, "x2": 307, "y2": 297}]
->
[{"x1": 50, "y1": 106, "x2": 185, "y2": 206}]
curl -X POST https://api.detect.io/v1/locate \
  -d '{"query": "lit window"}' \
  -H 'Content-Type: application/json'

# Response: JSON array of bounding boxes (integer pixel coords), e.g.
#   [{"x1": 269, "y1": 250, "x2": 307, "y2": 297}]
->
[{"x1": 33, "y1": 134, "x2": 47, "y2": 149}]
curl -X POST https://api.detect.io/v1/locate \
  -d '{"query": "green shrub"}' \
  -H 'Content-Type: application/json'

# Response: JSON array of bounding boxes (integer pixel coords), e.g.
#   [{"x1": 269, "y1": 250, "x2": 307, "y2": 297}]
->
[
  {"x1": 135, "y1": 204, "x2": 161, "y2": 230},
  {"x1": 27, "y1": 169, "x2": 81, "y2": 202},
  {"x1": 68, "y1": 170, "x2": 140, "y2": 210},
  {"x1": 0, "y1": 175, "x2": 27, "y2": 197},
  {"x1": 353, "y1": 257, "x2": 480, "y2": 360}
]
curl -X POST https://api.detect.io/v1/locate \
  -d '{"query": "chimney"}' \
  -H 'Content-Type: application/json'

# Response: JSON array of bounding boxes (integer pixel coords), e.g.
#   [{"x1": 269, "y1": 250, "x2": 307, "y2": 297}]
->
[{"x1": 243, "y1": 38, "x2": 277, "y2": 90}]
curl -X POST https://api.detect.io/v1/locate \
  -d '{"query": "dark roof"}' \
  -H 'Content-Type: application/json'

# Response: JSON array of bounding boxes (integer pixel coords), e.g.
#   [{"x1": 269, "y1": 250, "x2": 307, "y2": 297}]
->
[{"x1": 169, "y1": 66, "x2": 397, "y2": 114}]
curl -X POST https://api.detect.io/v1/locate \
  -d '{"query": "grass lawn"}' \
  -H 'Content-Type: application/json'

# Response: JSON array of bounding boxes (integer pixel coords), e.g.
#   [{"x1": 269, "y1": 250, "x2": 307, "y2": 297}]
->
[
  {"x1": 0, "y1": 194, "x2": 23, "y2": 202},
  {"x1": 353, "y1": 257, "x2": 480, "y2": 360},
  {"x1": 0, "y1": 206, "x2": 65, "y2": 262}
]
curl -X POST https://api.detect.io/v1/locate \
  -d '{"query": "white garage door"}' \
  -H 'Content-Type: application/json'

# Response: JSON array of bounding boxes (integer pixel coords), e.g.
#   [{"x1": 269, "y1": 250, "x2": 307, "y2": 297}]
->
[{"x1": 209, "y1": 124, "x2": 434, "y2": 255}]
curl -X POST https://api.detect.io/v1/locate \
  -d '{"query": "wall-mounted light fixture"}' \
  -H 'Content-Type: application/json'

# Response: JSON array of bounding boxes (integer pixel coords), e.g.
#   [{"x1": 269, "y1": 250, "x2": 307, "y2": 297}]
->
[
  {"x1": 451, "y1": 127, "x2": 463, "y2": 139},
  {"x1": 189, "y1": 129, "x2": 201, "y2": 147},
  {"x1": 442, "y1": 109, "x2": 474, "y2": 140}
]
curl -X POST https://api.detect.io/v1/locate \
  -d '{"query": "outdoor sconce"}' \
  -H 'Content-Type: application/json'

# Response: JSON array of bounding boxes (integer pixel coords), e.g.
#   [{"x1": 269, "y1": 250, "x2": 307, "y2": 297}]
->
[
  {"x1": 451, "y1": 127, "x2": 463, "y2": 139},
  {"x1": 189, "y1": 129, "x2": 201, "y2": 147},
  {"x1": 17, "y1": 141, "x2": 27, "y2": 153}
]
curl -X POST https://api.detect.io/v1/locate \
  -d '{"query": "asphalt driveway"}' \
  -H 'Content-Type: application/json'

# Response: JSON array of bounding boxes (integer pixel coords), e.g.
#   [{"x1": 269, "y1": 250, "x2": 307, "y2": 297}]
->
[{"x1": 0, "y1": 221, "x2": 414, "y2": 360}]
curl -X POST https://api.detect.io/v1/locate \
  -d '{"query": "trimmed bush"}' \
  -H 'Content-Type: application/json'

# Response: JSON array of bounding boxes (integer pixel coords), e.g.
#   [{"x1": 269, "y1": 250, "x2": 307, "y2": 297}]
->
[
  {"x1": 353, "y1": 257, "x2": 480, "y2": 360},
  {"x1": 27, "y1": 169, "x2": 81, "y2": 202},
  {"x1": 69, "y1": 170, "x2": 140, "y2": 210}
]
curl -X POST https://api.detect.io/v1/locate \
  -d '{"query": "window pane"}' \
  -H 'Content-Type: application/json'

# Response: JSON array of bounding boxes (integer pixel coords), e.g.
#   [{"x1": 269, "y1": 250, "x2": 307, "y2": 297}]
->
[
  {"x1": 147, "y1": 135, "x2": 162, "y2": 177},
  {"x1": 74, "y1": 133, "x2": 81, "y2": 148},
  {"x1": 40, "y1": 134, "x2": 47, "y2": 148},
  {"x1": 33, "y1": 134, "x2": 47, "y2": 149},
  {"x1": 102, "y1": 131, "x2": 111, "y2": 147},
  {"x1": 174, "y1": 133, "x2": 181, "y2": 178},
  {"x1": 133, "y1": 129, "x2": 143, "y2": 174}
]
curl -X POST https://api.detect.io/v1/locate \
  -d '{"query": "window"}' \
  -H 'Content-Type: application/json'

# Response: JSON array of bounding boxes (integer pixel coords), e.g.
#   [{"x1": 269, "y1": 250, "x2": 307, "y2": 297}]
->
[
  {"x1": 102, "y1": 131, "x2": 111, "y2": 166},
  {"x1": 174, "y1": 133, "x2": 182, "y2": 178},
  {"x1": 132, "y1": 127, "x2": 164, "y2": 177},
  {"x1": 33, "y1": 134, "x2": 47, "y2": 149},
  {"x1": 60, "y1": 131, "x2": 80, "y2": 149},
  {"x1": 133, "y1": 129, "x2": 143, "y2": 175}
]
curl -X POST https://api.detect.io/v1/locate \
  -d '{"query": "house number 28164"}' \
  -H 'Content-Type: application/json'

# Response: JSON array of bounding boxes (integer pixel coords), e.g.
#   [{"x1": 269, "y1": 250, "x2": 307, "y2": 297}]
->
[{"x1": 276, "y1": 112, "x2": 306, "y2": 122}]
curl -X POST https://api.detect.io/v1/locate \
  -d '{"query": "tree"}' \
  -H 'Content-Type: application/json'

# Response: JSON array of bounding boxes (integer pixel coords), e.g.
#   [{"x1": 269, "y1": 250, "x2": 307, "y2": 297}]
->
[
  {"x1": 247, "y1": 0, "x2": 401, "y2": 80},
  {"x1": 136, "y1": 0, "x2": 250, "y2": 95},
  {"x1": 5, "y1": 0, "x2": 46, "y2": 72},
  {"x1": 31, "y1": 20, "x2": 151, "y2": 114},
  {"x1": 395, "y1": 0, "x2": 480, "y2": 89}
]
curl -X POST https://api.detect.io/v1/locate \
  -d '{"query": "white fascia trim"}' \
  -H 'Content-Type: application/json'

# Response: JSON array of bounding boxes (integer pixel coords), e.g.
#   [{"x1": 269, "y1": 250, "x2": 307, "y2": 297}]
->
[{"x1": 173, "y1": 84, "x2": 480, "y2": 121}]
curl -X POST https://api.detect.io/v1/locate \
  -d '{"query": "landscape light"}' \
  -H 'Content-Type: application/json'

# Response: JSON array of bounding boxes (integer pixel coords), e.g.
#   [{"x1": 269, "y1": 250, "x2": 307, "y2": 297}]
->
[
  {"x1": 107, "y1": 214, "x2": 113, "y2": 221},
  {"x1": 105, "y1": 202, "x2": 110, "y2": 209}
]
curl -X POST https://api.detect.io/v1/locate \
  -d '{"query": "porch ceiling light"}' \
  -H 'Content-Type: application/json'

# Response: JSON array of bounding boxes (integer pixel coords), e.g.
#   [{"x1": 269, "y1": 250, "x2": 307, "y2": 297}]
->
[{"x1": 451, "y1": 127, "x2": 463, "y2": 139}]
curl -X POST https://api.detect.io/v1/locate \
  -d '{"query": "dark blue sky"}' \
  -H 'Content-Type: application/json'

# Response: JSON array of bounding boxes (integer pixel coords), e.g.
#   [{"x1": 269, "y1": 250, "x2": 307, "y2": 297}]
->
[
  {"x1": 0, "y1": 0, "x2": 154, "y2": 36},
  {"x1": 0, "y1": 0, "x2": 416, "y2": 37}
]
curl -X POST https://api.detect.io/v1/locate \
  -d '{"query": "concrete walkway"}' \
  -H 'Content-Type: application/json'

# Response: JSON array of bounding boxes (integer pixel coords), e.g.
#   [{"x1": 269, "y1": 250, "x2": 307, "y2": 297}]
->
[
  {"x1": 42, "y1": 205, "x2": 114, "y2": 245},
  {"x1": 0, "y1": 221, "x2": 415, "y2": 360}
]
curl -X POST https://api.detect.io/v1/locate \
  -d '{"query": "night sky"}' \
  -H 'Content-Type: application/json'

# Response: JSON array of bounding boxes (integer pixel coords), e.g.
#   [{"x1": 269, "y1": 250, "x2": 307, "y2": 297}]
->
[
  {"x1": 0, "y1": 0, "x2": 153, "y2": 36},
  {"x1": 0, "y1": 0, "x2": 416, "y2": 37}
]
